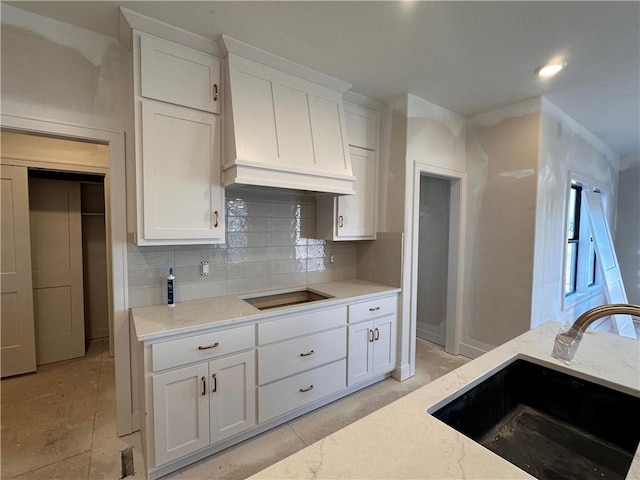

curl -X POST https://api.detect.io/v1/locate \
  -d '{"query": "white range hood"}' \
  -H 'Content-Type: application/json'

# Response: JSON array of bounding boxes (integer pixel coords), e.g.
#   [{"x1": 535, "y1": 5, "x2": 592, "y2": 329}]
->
[{"x1": 219, "y1": 35, "x2": 355, "y2": 195}]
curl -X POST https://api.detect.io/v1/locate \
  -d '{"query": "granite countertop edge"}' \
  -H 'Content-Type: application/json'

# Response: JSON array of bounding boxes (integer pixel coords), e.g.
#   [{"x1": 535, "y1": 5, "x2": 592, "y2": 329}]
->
[{"x1": 131, "y1": 279, "x2": 401, "y2": 342}]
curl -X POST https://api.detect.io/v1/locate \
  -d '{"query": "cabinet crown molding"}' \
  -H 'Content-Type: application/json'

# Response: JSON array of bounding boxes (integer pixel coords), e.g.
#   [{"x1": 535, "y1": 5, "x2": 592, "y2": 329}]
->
[
  {"x1": 219, "y1": 34, "x2": 351, "y2": 93},
  {"x1": 119, "y1": 7, "x2": 220, "y2": 56}
]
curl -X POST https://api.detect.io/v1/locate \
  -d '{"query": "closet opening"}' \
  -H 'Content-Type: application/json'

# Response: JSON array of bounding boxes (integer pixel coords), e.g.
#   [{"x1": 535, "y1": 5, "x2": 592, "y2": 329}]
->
[{"x1": 28, "y1": 169, "x2": 108, "y2": 365}]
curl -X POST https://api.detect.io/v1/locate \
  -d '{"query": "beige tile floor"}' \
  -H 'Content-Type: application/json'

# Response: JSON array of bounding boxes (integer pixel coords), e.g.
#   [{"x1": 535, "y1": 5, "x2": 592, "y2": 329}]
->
[{"x1": 1, "y1": 338, "x2": 469, "y2": 480}]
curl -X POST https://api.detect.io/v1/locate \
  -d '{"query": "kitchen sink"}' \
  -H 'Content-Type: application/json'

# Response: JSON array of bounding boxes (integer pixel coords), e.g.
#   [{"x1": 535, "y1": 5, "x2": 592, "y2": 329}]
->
[
  {"x1": 430, "y1": 359, "x2": 640, "y2": 480},
  {"x1": 243, "y1": 289, "x2": 331, "y2": 310}
]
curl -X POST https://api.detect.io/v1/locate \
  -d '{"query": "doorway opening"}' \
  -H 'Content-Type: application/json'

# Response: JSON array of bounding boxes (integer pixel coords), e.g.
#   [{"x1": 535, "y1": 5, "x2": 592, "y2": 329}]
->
[
  {"x1": 408, "y1": 162, "x2": 466, "y2": 371},
  {"x1": 28, "y1": 169, "x2": 109, "y2": 365},
  {"x1": 416, "y1": 175, "x2": 451, "y2": 347}
]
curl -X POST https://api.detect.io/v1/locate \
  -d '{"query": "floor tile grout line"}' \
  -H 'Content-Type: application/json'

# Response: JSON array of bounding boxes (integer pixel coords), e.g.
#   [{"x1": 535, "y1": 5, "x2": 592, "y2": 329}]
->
[
  {"x1": 5, "y1": 451, "x2": 92, "y2": 480},
  {"x1": 87, "y1": 338, "x2": 106, "y2": 480},
  {"x1": 286, "y1": 421, "x2": 310, "y2": 447}
]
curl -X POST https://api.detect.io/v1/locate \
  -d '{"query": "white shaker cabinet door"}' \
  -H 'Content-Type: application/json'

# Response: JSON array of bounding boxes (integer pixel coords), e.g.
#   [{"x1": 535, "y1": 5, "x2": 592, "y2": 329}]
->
[
  {"x1": 209, "y1": 350, "x2": 256, "y2": 444},
  {"x1": 153, "y1": 363, "x2": 210, "y2": 466},
  {"x1": 371, "y1": 315, "x2": 396, "y2": 376},
  {"x1": 347, "y1": 320, "x2": 374, "y2": 386},
  {"x1": 336, "y1": 146, "x2": 377, "y2": 239},
  {"x1": 141, "y1": 99, "x2": 224, "y2": 242},
  {"x1": 347, "y1": 315, "x2": 396, "y2": 386},
  {"x1": 140, "y1": 34, "x2": 221, "y2": 114},
  {"x1": 344, "y1": 102, "x2": 378, "y2": 150}
]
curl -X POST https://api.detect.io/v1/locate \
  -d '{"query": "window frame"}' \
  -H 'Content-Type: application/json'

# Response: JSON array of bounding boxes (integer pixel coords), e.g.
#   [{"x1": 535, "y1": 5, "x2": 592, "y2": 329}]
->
[
  {"x1": 562, "y1": 175, "x2": 606, "y2": 309},
  {"x1": 564, "y1": 183, "x2": 582, "y2": 296}
]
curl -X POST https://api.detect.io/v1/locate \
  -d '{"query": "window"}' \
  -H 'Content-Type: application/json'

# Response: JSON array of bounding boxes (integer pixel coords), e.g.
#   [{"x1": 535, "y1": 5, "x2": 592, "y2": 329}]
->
[
  {"x1": 564, "y1": 184, "x2": 581, "y2": 296},
  {"x1": 564, "y1": 181, "x2": 601, "y2": 298}
]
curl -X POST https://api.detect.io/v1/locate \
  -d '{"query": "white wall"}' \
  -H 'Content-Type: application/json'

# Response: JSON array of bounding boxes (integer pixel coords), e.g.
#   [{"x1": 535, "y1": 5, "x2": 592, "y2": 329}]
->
[
  {"x1": 1, "y1": 4, "x2": 128, "y2": 133},
  {"x1": 531, "y1": 98, "x2": 620, "y2": 328},
  {"x1": 615, "y1": 155, "x2": 640, "y2": 305},
  {"x1": 389, "y1": 93, "x2": 466, "y2": 376},
  {"x1": 464, "y1": 98, "x2": 540, "y2": 354},
  {"x1": 383, "y1": 96, "x2": 409, "y2": 234}
]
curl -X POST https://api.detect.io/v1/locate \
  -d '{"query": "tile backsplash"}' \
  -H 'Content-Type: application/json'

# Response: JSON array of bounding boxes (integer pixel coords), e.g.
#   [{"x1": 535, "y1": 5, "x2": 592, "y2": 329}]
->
[{"x1": 128, "y1": 188, "x2": 358, "y2": 308}]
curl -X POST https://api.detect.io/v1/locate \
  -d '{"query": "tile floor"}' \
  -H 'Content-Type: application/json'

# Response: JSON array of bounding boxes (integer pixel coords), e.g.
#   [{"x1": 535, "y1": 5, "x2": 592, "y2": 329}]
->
[{"x1": 1, "y1": 338, "x2": 469, "y2": 480}]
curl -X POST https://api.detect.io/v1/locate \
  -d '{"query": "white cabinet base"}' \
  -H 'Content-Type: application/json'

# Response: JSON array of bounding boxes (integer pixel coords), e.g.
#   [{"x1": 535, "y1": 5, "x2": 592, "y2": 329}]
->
[{"x1": 145, "y1": 369, "x2": 391, "y2": 480}]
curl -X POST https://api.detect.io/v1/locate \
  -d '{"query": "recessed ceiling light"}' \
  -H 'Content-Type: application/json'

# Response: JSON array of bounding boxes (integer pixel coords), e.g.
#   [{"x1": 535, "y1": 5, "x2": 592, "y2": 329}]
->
[{"x1": 536, "y1": 62, "x2": 567, "y2": 78}]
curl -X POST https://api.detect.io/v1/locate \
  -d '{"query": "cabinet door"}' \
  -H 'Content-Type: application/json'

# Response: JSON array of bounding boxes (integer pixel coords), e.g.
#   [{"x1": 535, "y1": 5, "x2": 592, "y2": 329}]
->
[
  {"x1": 140, "y1": 34, "x2": 220, "y2": 114},
  {"x1": 372, "y1": 316, "x2": 396, "y2": 376},
  {"x1": 153, "y1": 363, "x2": 210, "y2": 466},
  {"x1": 344, "y1": 102, "x2": 377, "y2": 150},
  {"x1": 347, "y1": 321, "x2": 374, "y2": 386},
  {"x1": 141, "y1": 99, "x2": 224, "y2": 242},
  {"x1": 209, "y1": 350, "x2": 256, "y2": 444},
  {"x1": 336, "y1": 146, "x2": 377, "y2": 239}
]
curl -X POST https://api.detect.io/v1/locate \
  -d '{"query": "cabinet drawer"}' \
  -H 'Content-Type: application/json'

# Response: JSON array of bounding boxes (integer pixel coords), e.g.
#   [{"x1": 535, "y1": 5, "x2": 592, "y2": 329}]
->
[
  {"x1": 258, "y1": 306, "x2": 347, "y2": 345},
  {"x1": 349, "y1": 295, "x2": 397, "y2": 323},
  {"x1": 258, "y1": 359, "x2": 346, "y2": 423},
  {"x1": 258, "y1": 327, "x2": 346, "y2": 385},
  {"x1": 152, "y1": 324, "x2": 254, "y2": 372}
]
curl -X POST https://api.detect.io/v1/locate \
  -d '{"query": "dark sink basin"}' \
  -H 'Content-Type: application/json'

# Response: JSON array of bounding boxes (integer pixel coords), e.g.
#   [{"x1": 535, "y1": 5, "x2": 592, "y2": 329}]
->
[
  {"x1": 430, "y1": 359, "x2": 640, "y2": 480},
  {"x1": 243, "y1": 289, "x2": 331, "y2": 310}
]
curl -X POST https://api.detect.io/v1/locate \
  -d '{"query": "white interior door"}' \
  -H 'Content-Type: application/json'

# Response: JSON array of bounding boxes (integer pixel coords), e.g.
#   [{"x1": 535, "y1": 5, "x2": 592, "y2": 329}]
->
[
  {"x1": 583, "y1": 191, "x2": 636, "y2": 338},
  {"x1": 29, "y1": 178, "x2": 86, "y2": 364},
  {"x1": 1, "y1": 165, "x2": 37, "y2": 377}
]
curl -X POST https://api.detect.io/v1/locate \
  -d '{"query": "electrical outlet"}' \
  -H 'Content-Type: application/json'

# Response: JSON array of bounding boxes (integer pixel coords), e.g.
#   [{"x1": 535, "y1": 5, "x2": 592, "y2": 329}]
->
[{"x1": 200, "y1": 261, "x2": 209, "y2": 276}]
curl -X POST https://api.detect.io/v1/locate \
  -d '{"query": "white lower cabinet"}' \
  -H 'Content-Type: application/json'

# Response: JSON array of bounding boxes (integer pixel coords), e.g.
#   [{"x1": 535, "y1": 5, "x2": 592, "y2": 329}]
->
[
  {"x1": 140, "y1": 292, "x2": 398, "y2": 478},
  {"x1": 348, "y1": 315, "x2": 396, "y2": 386},
  {"x1": 347, "y1": 295, "x2": 398, "y2": 387},
  {"x1": 153, "y1": 350, "x2": 255, "y2": 466}
]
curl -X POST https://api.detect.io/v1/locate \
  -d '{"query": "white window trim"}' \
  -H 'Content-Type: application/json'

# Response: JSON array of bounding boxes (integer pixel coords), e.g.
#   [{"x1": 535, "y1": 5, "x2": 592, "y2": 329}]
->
[{"x1": 561, "y1": 172, "x2": 607, "y2": 311}]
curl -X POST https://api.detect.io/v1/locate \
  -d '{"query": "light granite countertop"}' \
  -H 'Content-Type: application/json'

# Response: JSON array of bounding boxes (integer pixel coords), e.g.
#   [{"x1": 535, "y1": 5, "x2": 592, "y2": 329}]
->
[
  {"x1": 131, "y1": 279, "x2": 400, "y2": 341},
  {"x1": 251, "y1": 322, "x2": 640, "y2": 479}
]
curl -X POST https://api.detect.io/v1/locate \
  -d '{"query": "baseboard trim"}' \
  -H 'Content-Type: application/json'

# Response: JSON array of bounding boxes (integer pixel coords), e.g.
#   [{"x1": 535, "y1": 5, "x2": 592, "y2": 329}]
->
[
  {"x1": 416, "y1": 327, "x2": 444, "y2": 346},
  {"x1": 459, "y1": 342, "x2": 489, "y2": 359},
  {"x1": 392, "y1": 362, "x2": 412, "y2": 381}
]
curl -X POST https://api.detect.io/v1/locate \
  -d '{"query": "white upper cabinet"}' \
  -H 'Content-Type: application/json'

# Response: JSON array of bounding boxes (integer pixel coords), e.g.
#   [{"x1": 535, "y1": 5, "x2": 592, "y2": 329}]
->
[
  {"x1": 140, "y1": 35, "x2": 221, "y2": 114},
  {"x1": 336, "y1": 146, "x2": 377, "y2": 239},
  {"x1": 130, "y1": 31, "x2": 225, "y2": 245},
  {"x1": 316, "y1": 101, "x2": 379, "y2": 241},
  {"x1": 221, "y1": 35, "x2": 355, "y2": 195},
  {"x1": 141, "y1": 100, "x2": 224, "y2": 242},
  {"x1": 344, "y1": 102, "x2": 378, "y2": 150}
]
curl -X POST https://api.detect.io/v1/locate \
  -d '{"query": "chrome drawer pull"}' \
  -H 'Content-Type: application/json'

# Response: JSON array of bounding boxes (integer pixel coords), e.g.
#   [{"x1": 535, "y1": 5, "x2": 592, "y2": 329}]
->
[
  {"x1": 300, "y1": 350, "x2": 315, "y2": 357},
  {"x1": 299, "y1": 385, "x2": 314, "y2": 393},
  {"x1": 212, "y1": 373, "x2": 217, "y2": 393},
  {"x1": 369, "y1": 329, "x2": 374, "y2": 343},
  {"x1": 201, "y1": 376, "x2": 206, "y2": 396},
  {"x1": 369, "y1": 306, "x2": 381, "y2": 311},
  {"x1": 374, "y1": 328, "x2": 380, "y2": 341},
  {"x1": 198, "y1": 342, "x2": 219, "y2": 350}
]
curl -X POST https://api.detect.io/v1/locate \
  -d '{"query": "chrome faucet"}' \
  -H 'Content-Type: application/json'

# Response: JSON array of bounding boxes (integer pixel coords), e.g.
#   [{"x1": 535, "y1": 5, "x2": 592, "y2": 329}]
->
[{"x1": 552, "y1": 303, "x2": 640, "y2": 365}]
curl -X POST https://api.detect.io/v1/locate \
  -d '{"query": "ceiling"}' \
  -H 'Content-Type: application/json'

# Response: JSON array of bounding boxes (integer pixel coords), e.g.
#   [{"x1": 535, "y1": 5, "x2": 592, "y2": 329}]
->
[{"x1": 5, "y1": 1, "x2": 640, "y2": 157}]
